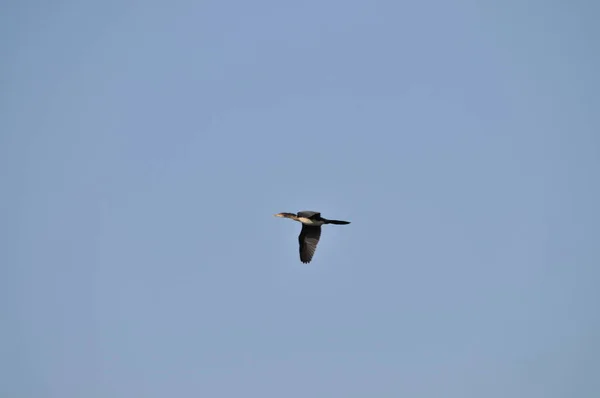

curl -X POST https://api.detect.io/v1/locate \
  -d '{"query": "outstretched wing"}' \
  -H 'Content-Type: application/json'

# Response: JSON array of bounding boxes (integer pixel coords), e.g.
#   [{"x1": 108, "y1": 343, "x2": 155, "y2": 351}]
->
[{"x1": 298, "y1": 225, "x2": 321, "y2": 263}]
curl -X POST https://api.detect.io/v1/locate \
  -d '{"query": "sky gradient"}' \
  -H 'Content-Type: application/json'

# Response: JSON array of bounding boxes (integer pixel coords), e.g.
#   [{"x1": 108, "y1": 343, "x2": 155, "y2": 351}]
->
[{"x1": 2, "y1": 1, "x2": 599, "y2": 397}]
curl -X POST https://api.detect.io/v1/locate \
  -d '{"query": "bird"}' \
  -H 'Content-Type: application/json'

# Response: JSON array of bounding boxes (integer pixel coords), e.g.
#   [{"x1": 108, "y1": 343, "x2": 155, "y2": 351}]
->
[{"x1": 274, "y1": 211, "x2": 350, "y2": 263}]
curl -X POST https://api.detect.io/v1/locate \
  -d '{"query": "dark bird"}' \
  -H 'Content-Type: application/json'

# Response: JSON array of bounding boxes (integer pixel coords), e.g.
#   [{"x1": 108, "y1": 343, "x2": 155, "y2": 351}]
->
[{"x1": 274, "y1": 211, "x2": 350, "y2": 263}]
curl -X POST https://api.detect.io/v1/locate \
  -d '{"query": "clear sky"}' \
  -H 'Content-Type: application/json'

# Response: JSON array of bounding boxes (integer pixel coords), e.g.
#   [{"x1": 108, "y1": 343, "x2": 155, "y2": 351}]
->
[{"x1": 2, "y1": 1, "x2": 599, "y2": 397}]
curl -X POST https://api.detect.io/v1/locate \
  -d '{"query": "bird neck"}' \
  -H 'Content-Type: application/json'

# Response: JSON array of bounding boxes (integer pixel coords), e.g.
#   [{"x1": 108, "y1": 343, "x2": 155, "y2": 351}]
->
[{"x1": 279, "y1": 213, "x2": 300, "y2": 221}]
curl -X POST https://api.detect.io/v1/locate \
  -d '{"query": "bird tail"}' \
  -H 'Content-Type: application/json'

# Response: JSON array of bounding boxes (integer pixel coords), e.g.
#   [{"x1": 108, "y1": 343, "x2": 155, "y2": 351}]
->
[{"x1": 324, "y1": 219, "x2": 350, "y2": 225}]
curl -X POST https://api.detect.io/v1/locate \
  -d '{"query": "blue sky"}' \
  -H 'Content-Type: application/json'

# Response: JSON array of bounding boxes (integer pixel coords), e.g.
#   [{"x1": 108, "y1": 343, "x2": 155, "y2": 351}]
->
[{"x1": 2, "y1": 1, "x2": 599, "y2": 397}]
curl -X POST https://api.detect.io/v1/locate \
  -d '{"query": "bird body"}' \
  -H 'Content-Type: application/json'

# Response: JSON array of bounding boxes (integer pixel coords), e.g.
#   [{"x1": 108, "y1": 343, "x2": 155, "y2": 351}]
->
[
  {"x1": 296, "y1": 211, "x2": 326, "y2": 226},
  {"x1": 297, "y1": 217, "x2": 324, "y2": 226},
  {"x1": 274, "y1": 210, "x2": 350, "y2": 263}
]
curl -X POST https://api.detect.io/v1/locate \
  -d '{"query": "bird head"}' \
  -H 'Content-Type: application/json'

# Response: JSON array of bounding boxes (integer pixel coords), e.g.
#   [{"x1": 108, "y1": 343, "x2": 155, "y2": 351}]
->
[{"x1": 274, "y1": 212, "x2": 297, "y2": 219}]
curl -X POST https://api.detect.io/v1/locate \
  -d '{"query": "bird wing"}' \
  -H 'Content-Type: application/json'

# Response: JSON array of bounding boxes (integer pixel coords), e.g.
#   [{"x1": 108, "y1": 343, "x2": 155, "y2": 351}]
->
[
  {"x1": 298, "y1": 211, "x2": 320, "y2": 219},
  {"x1": 298, "y1": 225, "x2": 321, "y2": 263}
]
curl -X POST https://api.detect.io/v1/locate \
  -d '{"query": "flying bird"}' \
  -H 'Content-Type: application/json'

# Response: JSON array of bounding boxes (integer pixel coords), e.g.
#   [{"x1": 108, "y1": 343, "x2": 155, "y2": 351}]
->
[{"x1": 274, "y1": 211, "x2": 350, "y2": 263}]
